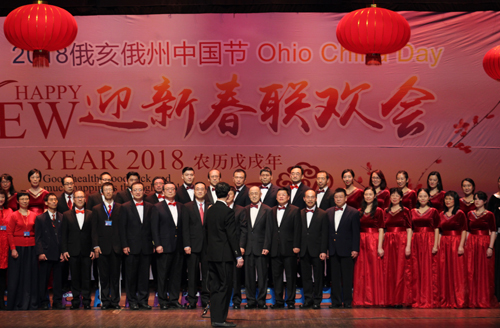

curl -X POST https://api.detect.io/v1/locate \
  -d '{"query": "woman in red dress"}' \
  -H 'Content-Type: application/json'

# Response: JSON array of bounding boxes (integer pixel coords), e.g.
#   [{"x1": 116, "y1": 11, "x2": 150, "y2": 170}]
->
[
  {"x1": 26, "y1": 169, "x2": 48, "y2": 217},
  {"x1": 487, "y1": 176, "x2": 500, "y2": 301},
  {"x1": 383, "y1": 188, "x2": 412, "y2": 307},
  {"x1": 342, "y1": 169, "x2": 363, "y2": 209},
  {"x1": 428, "y1": 171, "x2": 446, "y2": 212},
  {"x1": 1, "y1": 174, "x2": 18, "y2": 211},
  {"x1": 7, "y1": 192, "x2": 38, "y2": 310},
  {"x1": 466, "y1": 191, "x2": 497, "y2": 308},
  {"x1": 459, "y1": 178, "x2": 476, "y2": 215},
  {"x1": 438, "y1": 190, "x2": 468, "y2": 308},
  {"x1": 396, "y1": 170, "x2": 417, "y2": 210},
  {"x1": 410, "y1": 188, "x2": 440, "y2": 308},
  {"x1": 369, "y1": 170, "x2": 389, "y2": 209},
  {"x1": 0, "y1": 190, "x2": 13, "y2": 310},
  {"x1": 353, "y1": 187, "x2": 385, "y2": 307}
]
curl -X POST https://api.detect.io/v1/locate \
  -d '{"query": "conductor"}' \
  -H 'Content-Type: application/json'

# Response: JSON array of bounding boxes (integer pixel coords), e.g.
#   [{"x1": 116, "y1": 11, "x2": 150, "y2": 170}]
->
[{"x1": 205, "y1": 182, "x2": 244, "y2": 327}]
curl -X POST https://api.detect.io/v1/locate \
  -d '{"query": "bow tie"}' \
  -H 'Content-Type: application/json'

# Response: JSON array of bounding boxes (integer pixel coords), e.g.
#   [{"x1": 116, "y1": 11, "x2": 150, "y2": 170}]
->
[
  {"x1": 260, "y1": 185, "x2": 269, "y2": 189},
  {"x1": 317, "y1": 189, "x2": 325, "y2": 193},
  {"x1": 334, "y1": 206, "x2": 343, "y2": 211},
  {"x1": 185, "y1": 185, "x2": 194, "y2": 190},
  {"x1": 306, "y1": 209, "x2": 314, "y2": 213},
  {"x1": 75, "y1": 209, "x2": 85, "y2": 214},
  {"x1": 168, "y1": 202, "x2": 177, "y2": 206},
  {"x1": 212, "y1": 187, "x2": 215, "y2": 192},
  {"x1": 278, "y1": 206, "x2": 286, "y2": 210},
  {"x1": 157, "y1": 195, "x2": 165, "y2": 200},
  {"x1": 250, "y1": 204, "x2": 259, "y2": 209},
  {"x1": 290, "y1": 185, "x2": 299, "y2": 190},
  {"x1": 135, "y1": 202, "x2": 144, "y2": 206}
]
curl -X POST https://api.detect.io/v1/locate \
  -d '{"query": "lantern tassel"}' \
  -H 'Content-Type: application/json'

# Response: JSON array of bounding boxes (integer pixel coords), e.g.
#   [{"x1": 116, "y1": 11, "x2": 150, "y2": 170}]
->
[
  {"x1": 33, "y1": 50, "x2": 49, "y2": 68},
  {"x1": 366, "y1": 53, "x2": 382, "y2": 66}
]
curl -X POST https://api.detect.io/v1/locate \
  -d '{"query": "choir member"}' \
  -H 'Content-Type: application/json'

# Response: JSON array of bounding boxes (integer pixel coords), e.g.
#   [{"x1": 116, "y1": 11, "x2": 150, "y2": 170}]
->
[
  {"x1": 206, "y1": 170, "x2": 221, "y2": 205},
  {"x1": 57, "y1": 175, "x2": 75, "y2": 214},
  {"x1": 396, "y1": 170, "x2": 417, "y2": 210},
  {"x1": 1, "y1": 174, "x2": 18, "y2": 211},
  {"x1": 7, "y1": 192, "x2": 38, "y2": 310},
  {"x1": 342, "y1": 169, "x2": 363, "y2": 210},
  {"x1": 285, "y1": 165, "x2": 310, "y2": 210},
  {"x1": 428, "y1": 171, "x2": 446, "y2": 212},
  {"x1": 353, "y1": 187, "x2": 385, "y2": 307},
  {"x1": 27, "y1": 168, "x2": 49, "y2": 216},
  {"x1": 410, "y1": 188, "x2": 440, "y2": 308},
  {"x1": 176, "y1": 167, "x2": 196, "y2": 205},
  {"x1": 233, "y1": 169, "x2": 251, "y2": 207},
  {"x1": 370, "y1": 170, "x2": 390, "y2": 210},
  {"x1": 115, "y1": 171, "x2": 141, "y2": 204},
  {"x1": 145, "y1": 176, "x2": 166, "y2": 204},
  {"x1": 486, "y1": 176, "x2": 500, "y2": 301},
  {"x1": 260, "y1": 167, "x2": 279, "y2": 208},
  {"x1": 459, "y1": 178, "x2": 476, "y2": 215},
  {"x1": 438, "y1": 190, "x2": 468, "y2": 308},
  {"x1": 383, "y1": 188, "x2": 412, "y2": 307},
  {"x1": 0, "y1": 190, "x2": 13, "y2": 310},
  {"x1": 466, "y1": 191, "x2": 497, "y2": 308},
  {"x1": 316, "y1": 171, "x2": 334, "y2": 210},
  {"x1": 86, "y1": 172, "x2": 113, "y2": 210}
]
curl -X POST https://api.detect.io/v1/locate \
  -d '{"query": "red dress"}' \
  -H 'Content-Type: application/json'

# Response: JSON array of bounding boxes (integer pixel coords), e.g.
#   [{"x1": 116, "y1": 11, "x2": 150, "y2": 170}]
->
[
  {"x1": 353, "y1": 207, "x2": 385, "y2": 306},
  {"x1": 410, "y1": 207, "x2": 440, "y2": 308},
  {"x1": 438, "y1": 210, "x2": 468, "y2": 308},
  {"x1": 0, "y1": 208, "x2": 13, "y2": 269},
  {"x1": 430, "y1": 190, "x2": 446, "y2": 213},
  {"x1": 27, "y1": 189, "x2": 48, "y2": 217},
  {"x1": 466, "y1": 210, "x2": 497, "y2": 308},
  {"x1": 383, "y1": 207, "x2": 412, "y2": 306},
  {"x1": 402, "y1": 189, "x2": 417, "y2": 210},
  {"x1": 6, "y1": 193, "x2": 18, "y2": 211},
  {"x1": 459, "y1": 198, "x2": 475, "y2": 216},
  {"x1": 376, "y1": 189, "x2": 390, "y2": 210},
  {"x1": 346, "y1": 188, "x2": 363, "y2": 210}
]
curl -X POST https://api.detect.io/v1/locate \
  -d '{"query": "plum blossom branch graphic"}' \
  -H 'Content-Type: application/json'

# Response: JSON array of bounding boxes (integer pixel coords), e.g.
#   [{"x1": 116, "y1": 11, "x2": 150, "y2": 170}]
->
[{"x1": 417, "y1": 157, "x2": 442, "y2": 183}]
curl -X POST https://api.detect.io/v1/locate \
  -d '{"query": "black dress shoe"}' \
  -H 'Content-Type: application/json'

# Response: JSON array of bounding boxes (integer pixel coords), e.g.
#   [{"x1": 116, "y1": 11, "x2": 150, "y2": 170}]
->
[
  {"x1": 185, "y1": 303, "x2": 197, "y2": 309},
  {"x1": 111, "y1": 305, "x2": 121, "y2": 310},
  {"x1": 329, "y1": 304, "x2": 342, "y2": 308},
  {"x1": 101, "y1": 305, "x2": 108, "y2": 310},
  {"x1": 40, "y1": 304, "x2": 49, "y2": 310},
  {"x1": 70, "y1": 304, "x2": 79, "y2": 310},
  {"x1": 244, "y1": 303, "x2": 256, "y2": 309},
  {"x1": 299, "y1": 303, "x2": 312, "y2": 309},
  {"x1": 287, "y1": 304, "x2": 295, "y2": 309},
  {"x1": 212, "y1": 322, "x2": 236, "y2": 327},
  {"x1": 84, "y1": 305, "x2": 91, "y2": 310},
  {"x1": 344, "y1": 303, "x2": 352, "y2": 308},
  {"x1": 312, "y1": 304, "x2": 321, "y2": 310},
  {"x1": 160, "y1": 304, "x2": 169, "y2": 310},
  {"x1": 169, "y1": 302, "x2": 183, "y2": 309},
  {"x1": 270, "y1": 304, "x2": 284, "y2": 309},
  {"x1": 139, "y1": 303, "x2": 152, "y2": 310},
  {"x1": 257, "y1": 304, "x2": 268, "y2": 309},
  {"x1": 233, "y1": 304, "x2": 240, "y2": 309},
  {"x1": 130, "y1": 304, "x2": 139, "y2": 310}
]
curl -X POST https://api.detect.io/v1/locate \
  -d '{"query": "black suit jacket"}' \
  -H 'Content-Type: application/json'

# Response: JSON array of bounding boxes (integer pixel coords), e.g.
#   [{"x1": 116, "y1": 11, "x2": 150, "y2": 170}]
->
[
  {"x1": 175, "y1": 185, "x2": 193, "y2": 204},
  {"x1": 327, "y1": 205, "x2": 360, "y2": 257},
  {"x1": 145, "y1": 193, "x2": 162, "y2": 205},
  {"x1": 270, "y1": 204, "x2": 301, "y2": 257},
  {"x1": 317, "y1": 188, "x2": 335, "y2": 211},
  {"x1": 182, "y1": 200, "x2": 208, "y2": 253},
  {"x1": 234, "y1": 185, "x2": 251, "y2": 207},
  {"x1": 233, "y1": 204, "x2": 247, "y2": 248},
  {"x1": 61, "y1": 208, "x2": 92, "y2": 257},
  {"x1": 151, "y1": 201, "x2": 183, "y2": 253},
  {"x1": 91, "y1": 202, "x2": 122, "y2": 255},
  {"x1": 35, "y1": 211, "x2": 63, "y2": 261},
  {"x1": 299, "y1": 208, "x2": 328, "y2": 257},
  {"x1": 261, "y1": 184, "x2": 279, "y2": 208},
  {"x1": 241, "y1": 203, "x2": 272, "y2": 256},
  {"x1": 87, "y1": 191, "x2": 102, "y2": 210},
  {"x1": 115, "y1": 189, "x2": 133, "y2": 204},
  {"x1": 57, "y1": 193, "x2": 72, "y2": 214},
  {"x1": 119, "y1": 200, "x2": 154, "y2": 255},
  {"x1": 205, "y1": 201, "x2": 241, "y2": 262},
  {"x1": 286, "y1": 183, "x2": 311, "y2": 210},
  {"x1": 206, "y1": 186, "x2": 216, "y2": 205}
]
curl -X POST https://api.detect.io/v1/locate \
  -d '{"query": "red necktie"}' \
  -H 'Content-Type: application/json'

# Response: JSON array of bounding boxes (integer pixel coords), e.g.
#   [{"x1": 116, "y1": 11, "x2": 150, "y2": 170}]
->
[
  {"x1": 108, "y1": 205, "x2": 112, "y2": 216},
  {"x1": 67, "y1": 195, "x2": 73, "y2": 210},
  {"x1": 260, "y1": 185, "x2": 268, "y2": 189},
  {"x1": 199, "y1": 203, "x2": 204, "y2": 224},
  {"x1": 76, "y1": 209, "x2": 85, "y2": 214},
  {"x1": 317, "y1": 189, "x2": 325, "y2": 194},
  {"x1": 335, "y1": 207, "x2": 343, "y2": 211},
  {"x1": 136, "y1": 202, "x2": 144, "y2": 206},
  {"x1": 278, "y1": 206, "x2": 286, "y2": 210},
  {"x1": 186, "y1": 185, "x2": 194, "y2": 190},
  {"x1": 291, "y1": 185, "x2": 298, "y2": 190},
  {"x1": 250, "y1": 204, "x2": 259, "y2": 208},
  {"x1": 168, "y1": 202, "x2": 177, "y2": 206}
]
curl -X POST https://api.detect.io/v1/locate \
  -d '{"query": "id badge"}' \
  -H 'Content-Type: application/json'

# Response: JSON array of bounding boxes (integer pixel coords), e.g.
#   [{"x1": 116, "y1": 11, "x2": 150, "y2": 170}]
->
[
  {"x1": 24, "y1": 231, "x2": 30, "y2": 237},
  {"x1": 105, "y1": 220, "x2": 112, "y2": 226},
  {"x1": 0, "y1": 225, "x2": 6, "y2": 231}
]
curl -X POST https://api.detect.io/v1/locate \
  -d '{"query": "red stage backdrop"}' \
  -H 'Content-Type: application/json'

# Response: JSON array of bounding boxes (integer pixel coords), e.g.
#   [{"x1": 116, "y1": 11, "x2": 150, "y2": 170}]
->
[{"x1": 1, "y1": 12, "x2": 499, "y2": 195}]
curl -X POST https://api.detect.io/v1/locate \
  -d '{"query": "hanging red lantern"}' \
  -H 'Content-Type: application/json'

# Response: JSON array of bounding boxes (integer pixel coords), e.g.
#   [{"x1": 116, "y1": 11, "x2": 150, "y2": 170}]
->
[
  {"x1": 483, "y1": 46, "x2": 500, "y2": 81},
  {"x1": 336, "y1": 4, "x2": 411, "y2": 66},
  {"x1": 3, "y1": 1, "x2": 78, "y2": 68}
]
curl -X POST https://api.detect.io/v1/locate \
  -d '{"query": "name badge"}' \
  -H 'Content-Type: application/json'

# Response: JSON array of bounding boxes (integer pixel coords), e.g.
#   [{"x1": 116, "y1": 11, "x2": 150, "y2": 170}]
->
[
  {"x1": 105, "y1": 220, "x2": 112, "y2": 226},
  {"x1": 0, "y1": 225, "x2": 6, "y2": 231},
  {"x1": 24, "y1": 231, "x2": 30, "y2": 237}
]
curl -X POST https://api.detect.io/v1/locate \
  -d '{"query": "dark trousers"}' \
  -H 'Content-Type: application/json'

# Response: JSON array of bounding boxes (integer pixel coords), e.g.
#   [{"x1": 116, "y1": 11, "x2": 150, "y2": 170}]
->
[
  {"x1": 244, "y1": 254, "x2": 268, "y2": 306},
  {"x1": 125, "y1": 253, "x2": 151, "y2": 305},
  {"x1": 69, "y1": 255, "x2": 92, "y2": 306},
  {"x1": 271, "y1": 255, "x2": 297, "y2": 305},
  {"x1": 7, "y1": 246, "x2": 38, "y2": 310},
  {"x1": 0, "y1": 268, "x2": 6, "y2": 309},
  {"x1": 186, "y1": 251, "x2": 209, "y2": 306},
  {"x1": 329, "y1": 253, "x2": 354, "y2": 306},
  {"x1": 208, "y1": 261, "x2": 233, "y2": 324},
  {"x1": 232, "y1": 266, "x2": 244, "y2": 305},
  {"x1": 98, "y1": 251, "x2": 122, "y2": 306},
  {"x1": 300, "y1": 253, "x2": 324, "y2": 305},
  {"x1": 157, "y1": 251, "x2": 183, "y2": 305},
  {"x1": 39, "y1": 259, "x2": 63, "y2": 307}
]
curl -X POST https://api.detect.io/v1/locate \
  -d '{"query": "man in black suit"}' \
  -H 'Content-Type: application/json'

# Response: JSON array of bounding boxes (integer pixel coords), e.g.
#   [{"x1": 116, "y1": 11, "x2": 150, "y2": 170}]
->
[
  {"x1": 241, "y1": 186, "x2": 272, "y2": 309},
  {"x1": 285, "y1": 165, "x2": 310, "y2": 210},
  {"x1": 61, "y1": 190, "x2": 94, "y2": 310},
  {"x1": 182, "y1": 181, "x2": 210, "y2": 308},
  {"x1": 115, "y1": 171, "x2": 141, "y2": 204},
  {"x1": 57, "y1": 175, "x2": 75, "y2": 292},
  {"x1": 326, "y1": 188, "x2": 360, "y2": 308},
  {"x1": 119, "y1": 181, "x2": 154, "y2": 310},
  {"x1": 86, "y1": 172, "x2": 113, "y2": 210},
  {"x1": 206, "y1": 169, "x2": 221, "y2": 205},
  {"x1": 226, "y1": 187, "x2": 247, "y2": 309},
  {"x1": 35, "y1": 193, "x2": 65, "y2": 310},
  {"x1": 259, "y1": 167, "x2": 279, "y2": 208},
  {"x1": 233, "y1": 169, "x2": 251, "y2": 207},
  {"x1": 145, "y1": 176, "x2": 166, "y2": 204},
  {"x1": 270, "y1": 187, "x2": 301, "y2": 309},
  {"x1": 175, "y1": 167, "x2": 196, "y2": 204},
  {"x1": 299, "y1": 190, "x2": 328, "y2": 309},
  {"x1": 92, "y1": 182, "x2": 122, "y2": 310},
  {"x1": 205, "y1": 182, "x2": 243, "y2": 327},
  {"x1": 151, "y1": 181, "x2": 184, "y2": 310},
  {"x1": 316, "y1": 171, "x2": 334, "y2": 210}
]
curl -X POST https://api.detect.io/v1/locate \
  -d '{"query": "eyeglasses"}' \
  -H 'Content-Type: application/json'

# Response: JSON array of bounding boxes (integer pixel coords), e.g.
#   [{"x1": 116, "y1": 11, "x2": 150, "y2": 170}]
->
[{"x1": 64, "y1": 182, "x2": 74, "y2": 186}]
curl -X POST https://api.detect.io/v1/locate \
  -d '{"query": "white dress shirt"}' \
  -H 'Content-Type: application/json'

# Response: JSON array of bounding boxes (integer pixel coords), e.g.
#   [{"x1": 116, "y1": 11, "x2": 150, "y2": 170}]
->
[
  {"x1": 134, "y1": 200, "x2": 144, "y2": 223},
  {"x1": 316, "y1": 187, "x2": 328, "y2": 207},
  {"x1": 260, "y1": 184, "x2": 270, "y2": 202},
  {"x1": 306, "y1": 206, "x2": 316, "y2": 228},
  {"x1": 250, "y1": 202, "x2": 260, "y2": 228},
  {"x1": 185, "y1": 184, "x2": 195, "y2": 201},
  {"x1": 167, "y1": 200, "x2": 178, "y2": 226},
  {"x1": 334, "y1": 203, "x2": 347, "y2": 231},
  {"x1": 277, "y1": 203, "x2": 287, "y2": 227},
  {"x1": 290, "y1": 182, "x2": 301, "y2": 203}
]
